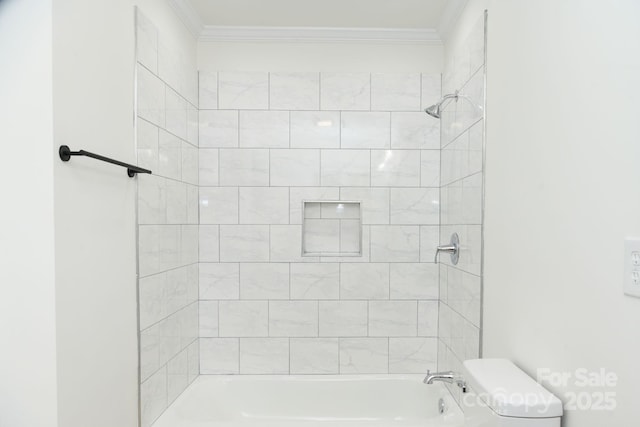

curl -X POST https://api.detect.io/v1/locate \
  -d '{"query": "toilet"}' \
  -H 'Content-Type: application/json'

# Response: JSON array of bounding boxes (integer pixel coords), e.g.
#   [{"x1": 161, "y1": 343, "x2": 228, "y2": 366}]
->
[{"x1": 462, "y1": 359, "x2": 563, "y2": 427}]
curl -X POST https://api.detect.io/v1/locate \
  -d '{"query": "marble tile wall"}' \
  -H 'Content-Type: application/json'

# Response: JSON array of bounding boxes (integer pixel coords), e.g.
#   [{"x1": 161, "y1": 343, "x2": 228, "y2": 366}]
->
[
  {"x1": 437, "y1": 12, "x2": 486, "y2": 403},
  {"x1": 135, "y1": 9, "x2": 199, "y2": 427},
  {"x1": 198, "y1": 70, "x2": 442, "y2": 375}
]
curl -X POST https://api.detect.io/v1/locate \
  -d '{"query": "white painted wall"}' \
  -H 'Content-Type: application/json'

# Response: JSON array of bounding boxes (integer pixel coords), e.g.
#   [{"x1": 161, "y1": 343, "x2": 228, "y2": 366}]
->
[
  {"x1": 0, "y1": 1, "x2": 58, "y2": 426},
  {"x1": 52, "y1": 0, "x2": 139, "y2": 425},
  {"x1": 446, "y1": 1, "x2": 640, "y2": 426},
  {"x1": 198, "y1": 41, "x2": 443, "y2": 73}
]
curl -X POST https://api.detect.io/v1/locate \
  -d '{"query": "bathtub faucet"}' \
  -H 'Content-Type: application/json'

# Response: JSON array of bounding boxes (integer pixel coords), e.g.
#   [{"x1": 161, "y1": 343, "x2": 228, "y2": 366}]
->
[{"x1": 423, "y1": 371, "x2": 467, "y2": 393}]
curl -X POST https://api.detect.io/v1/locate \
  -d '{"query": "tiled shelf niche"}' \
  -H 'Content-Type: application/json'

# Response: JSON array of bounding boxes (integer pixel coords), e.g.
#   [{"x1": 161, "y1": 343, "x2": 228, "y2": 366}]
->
[{"x1": 302, "y1": 201, "x2": 362, "y2": 257}]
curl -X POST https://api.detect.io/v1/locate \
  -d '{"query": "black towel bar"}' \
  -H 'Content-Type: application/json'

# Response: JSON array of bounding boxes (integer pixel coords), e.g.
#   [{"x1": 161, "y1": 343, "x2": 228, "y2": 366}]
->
[{"x1": 58, "y1": 145, "x2": 152, "y2": 177}]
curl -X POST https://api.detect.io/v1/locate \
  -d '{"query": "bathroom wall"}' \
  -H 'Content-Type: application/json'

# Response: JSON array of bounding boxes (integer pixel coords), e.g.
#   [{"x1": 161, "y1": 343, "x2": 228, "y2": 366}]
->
[
  {"x1": 197, "y1": 70, "x2": 443, "y2": 375},
  {"x1": 0, "y1": 1, "x2": 58, "y2": 426},
  {"x1": 475, "y1": 1, "x2": 640, "y2": 426},
  {"x1": 134, "y1": 7, "x2": 199, "y2": 427},
  {"x1": 436, "y1": 12, "x2": 485, "y2": 399},
  {"x1": 52, "y1": 0, "x2": 140, "y2": 425}
]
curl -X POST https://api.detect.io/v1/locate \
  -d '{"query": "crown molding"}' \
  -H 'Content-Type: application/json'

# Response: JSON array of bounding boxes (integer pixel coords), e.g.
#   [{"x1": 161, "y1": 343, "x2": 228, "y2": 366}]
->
[
  {"x1": 198, "y1": 26, "x2": 441, "y2": 44},
  {"x1": 437, "y1": 0, "x2": 469, "y2": 42},
  {"x1": 167, "y1": 0, "x2": 204, "y2": 38}
]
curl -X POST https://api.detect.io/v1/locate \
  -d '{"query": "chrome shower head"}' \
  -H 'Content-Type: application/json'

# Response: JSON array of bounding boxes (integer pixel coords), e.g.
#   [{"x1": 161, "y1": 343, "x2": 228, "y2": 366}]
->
[
  {"x1": 424, "y1": 91, "x2": 459, "y2": 119},
  {"x1": 425, "y1": 103, "x2": 442, "y2": 119}
]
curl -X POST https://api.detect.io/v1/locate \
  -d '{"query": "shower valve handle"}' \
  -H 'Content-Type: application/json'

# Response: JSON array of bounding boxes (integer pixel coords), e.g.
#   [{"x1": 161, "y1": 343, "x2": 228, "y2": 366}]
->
[{"x1": 434, "y1": 233, "x2": 460, "y2": 265}]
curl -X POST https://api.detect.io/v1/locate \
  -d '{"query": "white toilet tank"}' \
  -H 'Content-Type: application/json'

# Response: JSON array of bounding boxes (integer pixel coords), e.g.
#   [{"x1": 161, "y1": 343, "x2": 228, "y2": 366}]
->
[{"x1": 461, "y1": 359, "x2": 563, "y2": 427}]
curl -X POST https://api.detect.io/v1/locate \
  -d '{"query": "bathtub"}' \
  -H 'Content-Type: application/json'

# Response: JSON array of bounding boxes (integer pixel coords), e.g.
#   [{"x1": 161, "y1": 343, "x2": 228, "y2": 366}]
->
[{"x1": 152, "y1": 375, "x2": 464, "y2": 427}]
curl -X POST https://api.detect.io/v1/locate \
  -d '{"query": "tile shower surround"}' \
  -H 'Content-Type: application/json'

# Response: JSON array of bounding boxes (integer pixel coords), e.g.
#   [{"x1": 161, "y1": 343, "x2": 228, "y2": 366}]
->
[
  {"x1": 436, "y1": 13, "x2": 486, "y2": 403},
  {"x1": 197, "y1": 70, "x2": 443, "y2": 375},
  {"x1": 135, "y1": 9, "x2": 199, "y2": 427}
]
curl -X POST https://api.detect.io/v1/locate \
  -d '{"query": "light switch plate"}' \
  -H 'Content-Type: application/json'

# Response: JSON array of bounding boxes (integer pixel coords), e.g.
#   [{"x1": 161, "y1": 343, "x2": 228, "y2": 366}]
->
[{"x1": 624, "y1": 238, "x2": 640, "y2": 298}]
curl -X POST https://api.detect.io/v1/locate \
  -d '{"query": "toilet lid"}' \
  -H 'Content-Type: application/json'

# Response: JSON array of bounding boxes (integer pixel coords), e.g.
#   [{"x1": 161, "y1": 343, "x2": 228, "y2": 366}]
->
[{"x1": 463, "y1": 359, "x2": 563, "y2": 418}]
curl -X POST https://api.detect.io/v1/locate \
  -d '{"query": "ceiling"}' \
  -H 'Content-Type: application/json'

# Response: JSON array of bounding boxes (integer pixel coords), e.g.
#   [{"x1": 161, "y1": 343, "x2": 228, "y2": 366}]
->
[{"x1": 187, "y1": 0, "x2": 450, "y2": 29}]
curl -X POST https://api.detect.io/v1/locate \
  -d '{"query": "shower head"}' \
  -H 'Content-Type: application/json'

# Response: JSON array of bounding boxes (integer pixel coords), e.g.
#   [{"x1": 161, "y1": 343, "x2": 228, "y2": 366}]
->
[{"x1": 424, "y1": 91, "x2": 459, "y2": 119}]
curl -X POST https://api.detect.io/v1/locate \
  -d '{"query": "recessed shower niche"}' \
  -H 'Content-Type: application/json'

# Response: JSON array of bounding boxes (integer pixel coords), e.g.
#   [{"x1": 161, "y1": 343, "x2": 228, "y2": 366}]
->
[{"x1": 301, "y1": 200, "x2": 362, "y2": 257}]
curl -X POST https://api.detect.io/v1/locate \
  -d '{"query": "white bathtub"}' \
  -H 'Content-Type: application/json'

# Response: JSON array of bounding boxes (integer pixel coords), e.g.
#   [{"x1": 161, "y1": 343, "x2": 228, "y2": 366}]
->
[{"x1": 152, "y1": 375, "x2": 464, "y2": 427}]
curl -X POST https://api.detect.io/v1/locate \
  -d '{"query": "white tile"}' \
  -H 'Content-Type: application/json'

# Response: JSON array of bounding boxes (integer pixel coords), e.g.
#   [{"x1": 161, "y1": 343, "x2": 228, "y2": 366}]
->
[
  {"x1": 157, "y1": 130, "x2": 181, "y2": 180},
  {"x1": 219, "y1": 301, "x2": 268, "y2": 337},
  {"x1": 320, "y1": 73, "x2": 370, "y2": 111},
  {"x1": 390, "y1": 188, "x2": 439, "y2": 225},
  {"x1": 290, "y1": 187, "x2": 340, "y2": 224},
  {"x1": 390, "y1": 263, "x2": 438, "y2": 299},
  {"x1": 199, "y1": 110, "x2": 238, "y2": 148},
  {"x1": 186, "y1": 340, "x2": 199, "y2": 383},
  {"x1": 391, "y1": 112, "x2": 439, "y2": 149},
  {"x1": 290, "y1": 263, "x2": 339, "y2": 299},
  {"x1": 139, "y1": 274, "x2": 165, "y2": 330},
  {"x1": 270, "y1": 72, "x2": 320, "y2": 110},
  {"x1": 137, "y1": 118, "x2": 159, "y2": 172},
  {"x1": 291, "y1": 111, "x2": 340, "y2": 148},
  {"x1": 199, "y1": 263, "x2": 239, "y2": 300},
  {"x1": 199, "y1": 300, "x2": 218, "y2": 337},
  {"x1": 140, "y1": 366, "x2": 167, "y2": 427},
  {"x1": 421, "y1": 150, "x2": 440, "y2": 187},
  {"x1": 290, "y1": 338, "x2": 339, "y2": 374},
  {"x1": 389, "y1": 337, "x2": 437, "y2": 373},
  {"x1": 220, "y1": 225, "x2": 270, "y2": 262},
  {"x1": 341, "y1": 112, "x2": 390, "y2": 149},
  {"x1": 239, "y1": 187, "x2": 289, "y2": 225},
  {"x1": 421, "y1": 73, "x2": 442, "y2": 110},
  {"x1": 419, "y1": 226, "x2": 439, "y2": 263},
  {"x1": 340, "y1": 263, "x2": 389, "y2": 299},
  {"x1": 164, "y1": 266, "x2": 192, "y2": 315},
  {"x1": 418, "y1": 301, "x2": 439, "y2": 337},
  {"x1": 199, "y1": 148, "x2": 219, "y2": 186},
  {"x1": 321, "y1": 150, "x2": 370, "y2": 187},
  {"x1": 340, "y1": 188, "x2": 389, "y2": 225},
  {"x1": 319, "y1": 301, "x2": 367, "y2": 337},
  {"x1": 240, "y1": 338, "x2": 289, "y2": 374},
  {"x1": 187, "y1": 185, "x2": 198, "y2": 224},
  {"x1": 199, "y1": 187, "x2": 238, "y2": 224},
  {"x1": 369, "y1": 301, "x2": 417, "y2": 336},
  {"x1": 180, "y1": 225, "x2": 199, "y2": 266},
  {"x1": 446, "y1": 266, "x2": 481, "y2": 327},
  {"x1": 340, "y1": 338, "x2": 388, "y2": 374},
  {"x1": 165, "y1": 87, "x2": 187, "y2": 140},
  {"x1": 167, "y1": 349, "x2": 188, "y2": 404},
  {"x1": 370, "y1": 225, "x2": 420, "y2": 262},
  {"x1": 240, "y1": 263, "x2": 290, "y2": 299},
  {"x1": 218, "y1": 71, "x2": 268, "y2": 109},
  {"x1": 181, "y1": 141, "x2": 198, "y2": 185},
  {"x1": 187, "y1": 104, "x2": 198, "y2": 146},
  {"x1": 303, "y1": 219, "x2": 340, "y2": 255},
  {"x1": 270, "y1": 225, "x2": 312, "y2": 263},
  {"x1": 163, "y1": 180, "x2": 186, "y2": 224},
  {"x1": 199, "y1": 71, "x2": 218, "y2": 109},
  {"x1": 200, "y1": 338, "x2": 239, "y2": 374},
  {"x1": 135, "y1": 9, "x2": 158, "y2": 73},
  {"x1": 138, "y1": 175, "x2": 166, "y2": 225},
  {"x1": 140, "y1": 325, "x2": 160, "y2": 381},
  {"x1": 239, "y1": 111, "x2": 289, "y2": 148},
  {"x1": 340, "y1": 220, "x2": 361, "y2": 254},
  {"x1": 199, "y1": 225, "x2": 219, "y2": 262},
  {"x1": 371, "y1": 150, "x2": 420, "y2": 187},
  {"x1": 138, "y1": 64, "x2": 165, "y2": 127},
  {"x1": 371, "y1": 73, "x2": 421, "y2": 111},
  {"x1": 219, "y1": 149, "x2": 269, "y2": 186},
  {"x1": 139, "y1": 225, "x2": 181, "y2": 276},
  {"x1": 269, "y1": 300, "x2": 318, "y2": 337},
  {"x1": 270, "y1": 149, "x2": 320, "y2": 186}
]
